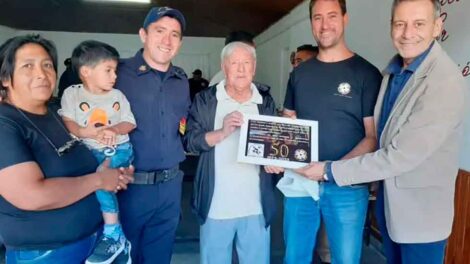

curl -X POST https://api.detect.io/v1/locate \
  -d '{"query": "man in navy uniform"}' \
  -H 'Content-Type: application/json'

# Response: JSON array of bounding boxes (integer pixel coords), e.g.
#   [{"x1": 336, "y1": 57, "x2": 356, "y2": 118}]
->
[{"x1": 115, "y1": 6, "x2": 190, "y2": 264}]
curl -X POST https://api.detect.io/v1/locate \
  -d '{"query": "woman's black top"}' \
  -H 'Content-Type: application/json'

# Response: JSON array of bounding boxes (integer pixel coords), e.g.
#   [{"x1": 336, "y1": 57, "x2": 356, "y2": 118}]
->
[{"x1": 0, "y1": 104, "x2": 101, "y2": 250}]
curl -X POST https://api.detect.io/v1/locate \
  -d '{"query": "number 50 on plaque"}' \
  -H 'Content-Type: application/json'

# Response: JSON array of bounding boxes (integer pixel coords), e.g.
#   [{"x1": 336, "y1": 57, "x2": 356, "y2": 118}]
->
[{"x1": 237, "y1": 114, "x2": 318, "y2": 169}]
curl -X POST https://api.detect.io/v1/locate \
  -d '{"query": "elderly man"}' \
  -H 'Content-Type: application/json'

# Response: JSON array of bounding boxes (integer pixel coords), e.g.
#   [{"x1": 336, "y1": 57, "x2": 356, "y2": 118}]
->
[
  {"x1": 296, "y1": 0, "x2": 467, "y2": 263},
  {"x1": 209, "y1": 31, "x2": 255, "y2": 86},
  {"x1": 115, "y1": 6, "x2": 190, "y2": 264},
  {"x1": 184, "y1": 41, "x2": 277, "y2": 264}
]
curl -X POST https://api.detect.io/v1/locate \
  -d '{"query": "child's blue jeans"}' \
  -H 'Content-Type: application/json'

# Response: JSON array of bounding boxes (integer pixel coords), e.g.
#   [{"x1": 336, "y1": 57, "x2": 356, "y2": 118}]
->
[{"x1": 91, "y1": 142, "x2": 133, "y2": 213}]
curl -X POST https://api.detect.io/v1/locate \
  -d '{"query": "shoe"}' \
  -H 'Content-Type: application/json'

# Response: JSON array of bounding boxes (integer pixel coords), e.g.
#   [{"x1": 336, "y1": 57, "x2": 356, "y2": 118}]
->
[
  {"x1": 85, "y1": 235, "x2": 125, "y2": 264},
  {"x1": 113, "y1": 240, "x2": 132, "y2": 264}
]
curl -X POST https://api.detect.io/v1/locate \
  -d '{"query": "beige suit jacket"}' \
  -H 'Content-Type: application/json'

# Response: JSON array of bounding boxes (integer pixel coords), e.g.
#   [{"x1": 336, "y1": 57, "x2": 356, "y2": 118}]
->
[{"x1": 332, "y1": 42, "x2": 467, "y2": 243}]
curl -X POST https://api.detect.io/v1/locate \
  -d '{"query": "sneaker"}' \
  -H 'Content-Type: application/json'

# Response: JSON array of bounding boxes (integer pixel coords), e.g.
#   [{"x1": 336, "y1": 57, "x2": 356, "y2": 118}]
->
[
  {"x1": 85, "y1": 235, "x2": 125, "y2": 264},
  {"x1": 113, "y1": 240, "x2": 132, "y2": 264}
]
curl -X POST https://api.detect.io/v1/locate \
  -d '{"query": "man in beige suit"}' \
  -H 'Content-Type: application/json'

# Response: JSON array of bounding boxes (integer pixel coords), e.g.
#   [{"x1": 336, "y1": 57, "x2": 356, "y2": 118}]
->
[{"x1": 294, "y1": 0, "x2": 467, "y2": 263}]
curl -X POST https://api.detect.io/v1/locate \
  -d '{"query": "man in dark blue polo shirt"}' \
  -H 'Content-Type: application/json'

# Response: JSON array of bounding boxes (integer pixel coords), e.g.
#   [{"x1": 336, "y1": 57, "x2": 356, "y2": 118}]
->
[
  {"x1": 274, "y1": 1, "x2": 382, "y2": 264},
  {"x1": 114, "y1": 6, "x2": 190, "y2": 264}
]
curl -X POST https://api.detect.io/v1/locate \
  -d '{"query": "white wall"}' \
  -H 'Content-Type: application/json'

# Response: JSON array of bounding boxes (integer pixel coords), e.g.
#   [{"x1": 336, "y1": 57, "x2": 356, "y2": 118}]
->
[
  {"x1": 0, "y1": 27, "x2": 224, "y2": 81},
  {"x1": 255, "y1": 1, "x2": 314, "y2": 107},
  {"x1": 15, "y1": 30, "x2": 224, "y2": 81},
  {"x1": 255, "y1": 0, "x2": 470, "y2": 170},
  {"x1": 439, "y1": 1, "x2": 470, "y2": 169}
]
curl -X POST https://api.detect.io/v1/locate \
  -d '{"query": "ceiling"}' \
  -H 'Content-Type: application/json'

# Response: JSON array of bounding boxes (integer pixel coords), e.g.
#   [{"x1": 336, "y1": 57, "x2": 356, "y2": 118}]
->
[{"x1": 0, "y1": 0, "x2": 304, "y2": 37}]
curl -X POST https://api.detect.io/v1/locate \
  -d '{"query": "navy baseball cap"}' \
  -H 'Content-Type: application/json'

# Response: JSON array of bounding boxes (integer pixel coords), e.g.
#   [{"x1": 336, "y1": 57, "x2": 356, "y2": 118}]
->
[{"x1": 143, "y1": 7, "x2": 186, "y2": 32}]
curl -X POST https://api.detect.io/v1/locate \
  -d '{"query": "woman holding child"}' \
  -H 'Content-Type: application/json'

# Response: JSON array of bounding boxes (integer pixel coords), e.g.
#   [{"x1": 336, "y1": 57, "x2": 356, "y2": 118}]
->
[{"x1": 0, "y1": 34, "x2": 133, "y2": 264}]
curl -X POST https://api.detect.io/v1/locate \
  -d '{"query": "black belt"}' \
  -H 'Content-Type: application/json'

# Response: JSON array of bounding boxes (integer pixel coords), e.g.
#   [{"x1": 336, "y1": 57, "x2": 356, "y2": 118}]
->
[{"x1": 133, "y1": 166, "x2": 180, "y2": 185}]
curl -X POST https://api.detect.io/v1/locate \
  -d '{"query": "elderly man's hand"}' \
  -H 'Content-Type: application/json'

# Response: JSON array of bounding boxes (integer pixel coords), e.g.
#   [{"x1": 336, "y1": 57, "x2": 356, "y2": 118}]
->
[
  {"x1": 221, "y1": 111, "x2": 243, "y2": 137},
  {"x1": 264, "y1": 166, "x2": 285, "y2": 174},
  {"x1": 294, "y1": 162, "x2": 326, "y2": 181}
]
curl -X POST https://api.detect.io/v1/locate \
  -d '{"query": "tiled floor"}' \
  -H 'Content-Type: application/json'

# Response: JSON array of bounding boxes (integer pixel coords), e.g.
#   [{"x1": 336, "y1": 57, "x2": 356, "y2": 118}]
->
[{"x1": 0, "y1": 181, "x2": 386, "y2": 264}]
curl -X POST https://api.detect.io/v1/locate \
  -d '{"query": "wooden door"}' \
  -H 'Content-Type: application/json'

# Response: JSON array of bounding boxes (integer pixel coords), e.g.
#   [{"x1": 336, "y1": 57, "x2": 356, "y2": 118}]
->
[{"x1": 445, "y1": 169, "x2": 470, "y2": 264}]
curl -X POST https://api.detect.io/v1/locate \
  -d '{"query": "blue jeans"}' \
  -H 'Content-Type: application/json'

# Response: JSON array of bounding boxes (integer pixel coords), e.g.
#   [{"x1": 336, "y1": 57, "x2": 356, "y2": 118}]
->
[
  {"x1": 6, "y1": 233, "x2": 97, "y2": 264},
  {"x1": 200, "y1": 215, "x2": 270, "y2": 264},
  {"x1": 376, "y1": 184, "x2": 447, "y2": 264},
  {"x1": 91, "y1": 142, "x2": 134, "y2": 213},
  {"x1": 284, "y1": 182, "x2": 369, "y2": 264}
]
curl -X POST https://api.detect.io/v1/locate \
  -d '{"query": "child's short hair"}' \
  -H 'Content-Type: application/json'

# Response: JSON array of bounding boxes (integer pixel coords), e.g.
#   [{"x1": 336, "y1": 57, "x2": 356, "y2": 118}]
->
[{"x1": 71, "y1": 40, "x2": 119, "y2": 74}]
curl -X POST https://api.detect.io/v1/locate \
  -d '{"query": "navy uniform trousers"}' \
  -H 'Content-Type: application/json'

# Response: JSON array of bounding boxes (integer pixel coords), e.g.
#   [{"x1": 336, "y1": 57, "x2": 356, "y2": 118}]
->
[{"x1": 118, "y1": 173, "x2": 183, "y2": 264}]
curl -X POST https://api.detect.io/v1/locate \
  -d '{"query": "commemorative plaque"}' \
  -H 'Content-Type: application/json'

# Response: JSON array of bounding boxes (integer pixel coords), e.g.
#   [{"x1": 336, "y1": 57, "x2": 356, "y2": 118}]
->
[{"x1": 237, "y1": 114, "x2": 318, "y2": 169}]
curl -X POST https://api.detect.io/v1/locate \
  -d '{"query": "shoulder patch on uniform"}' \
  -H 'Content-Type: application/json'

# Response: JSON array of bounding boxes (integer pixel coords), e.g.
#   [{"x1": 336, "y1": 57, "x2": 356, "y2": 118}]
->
[{"x1": 173, "y1": 66, "x2": 188, "y2": 78}]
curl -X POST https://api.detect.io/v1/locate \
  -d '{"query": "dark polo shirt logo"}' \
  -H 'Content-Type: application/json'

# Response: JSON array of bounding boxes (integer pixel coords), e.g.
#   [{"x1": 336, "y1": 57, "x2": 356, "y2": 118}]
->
[{"x1": 334, "y1": 82, "x2": 352, "y2": 98}]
